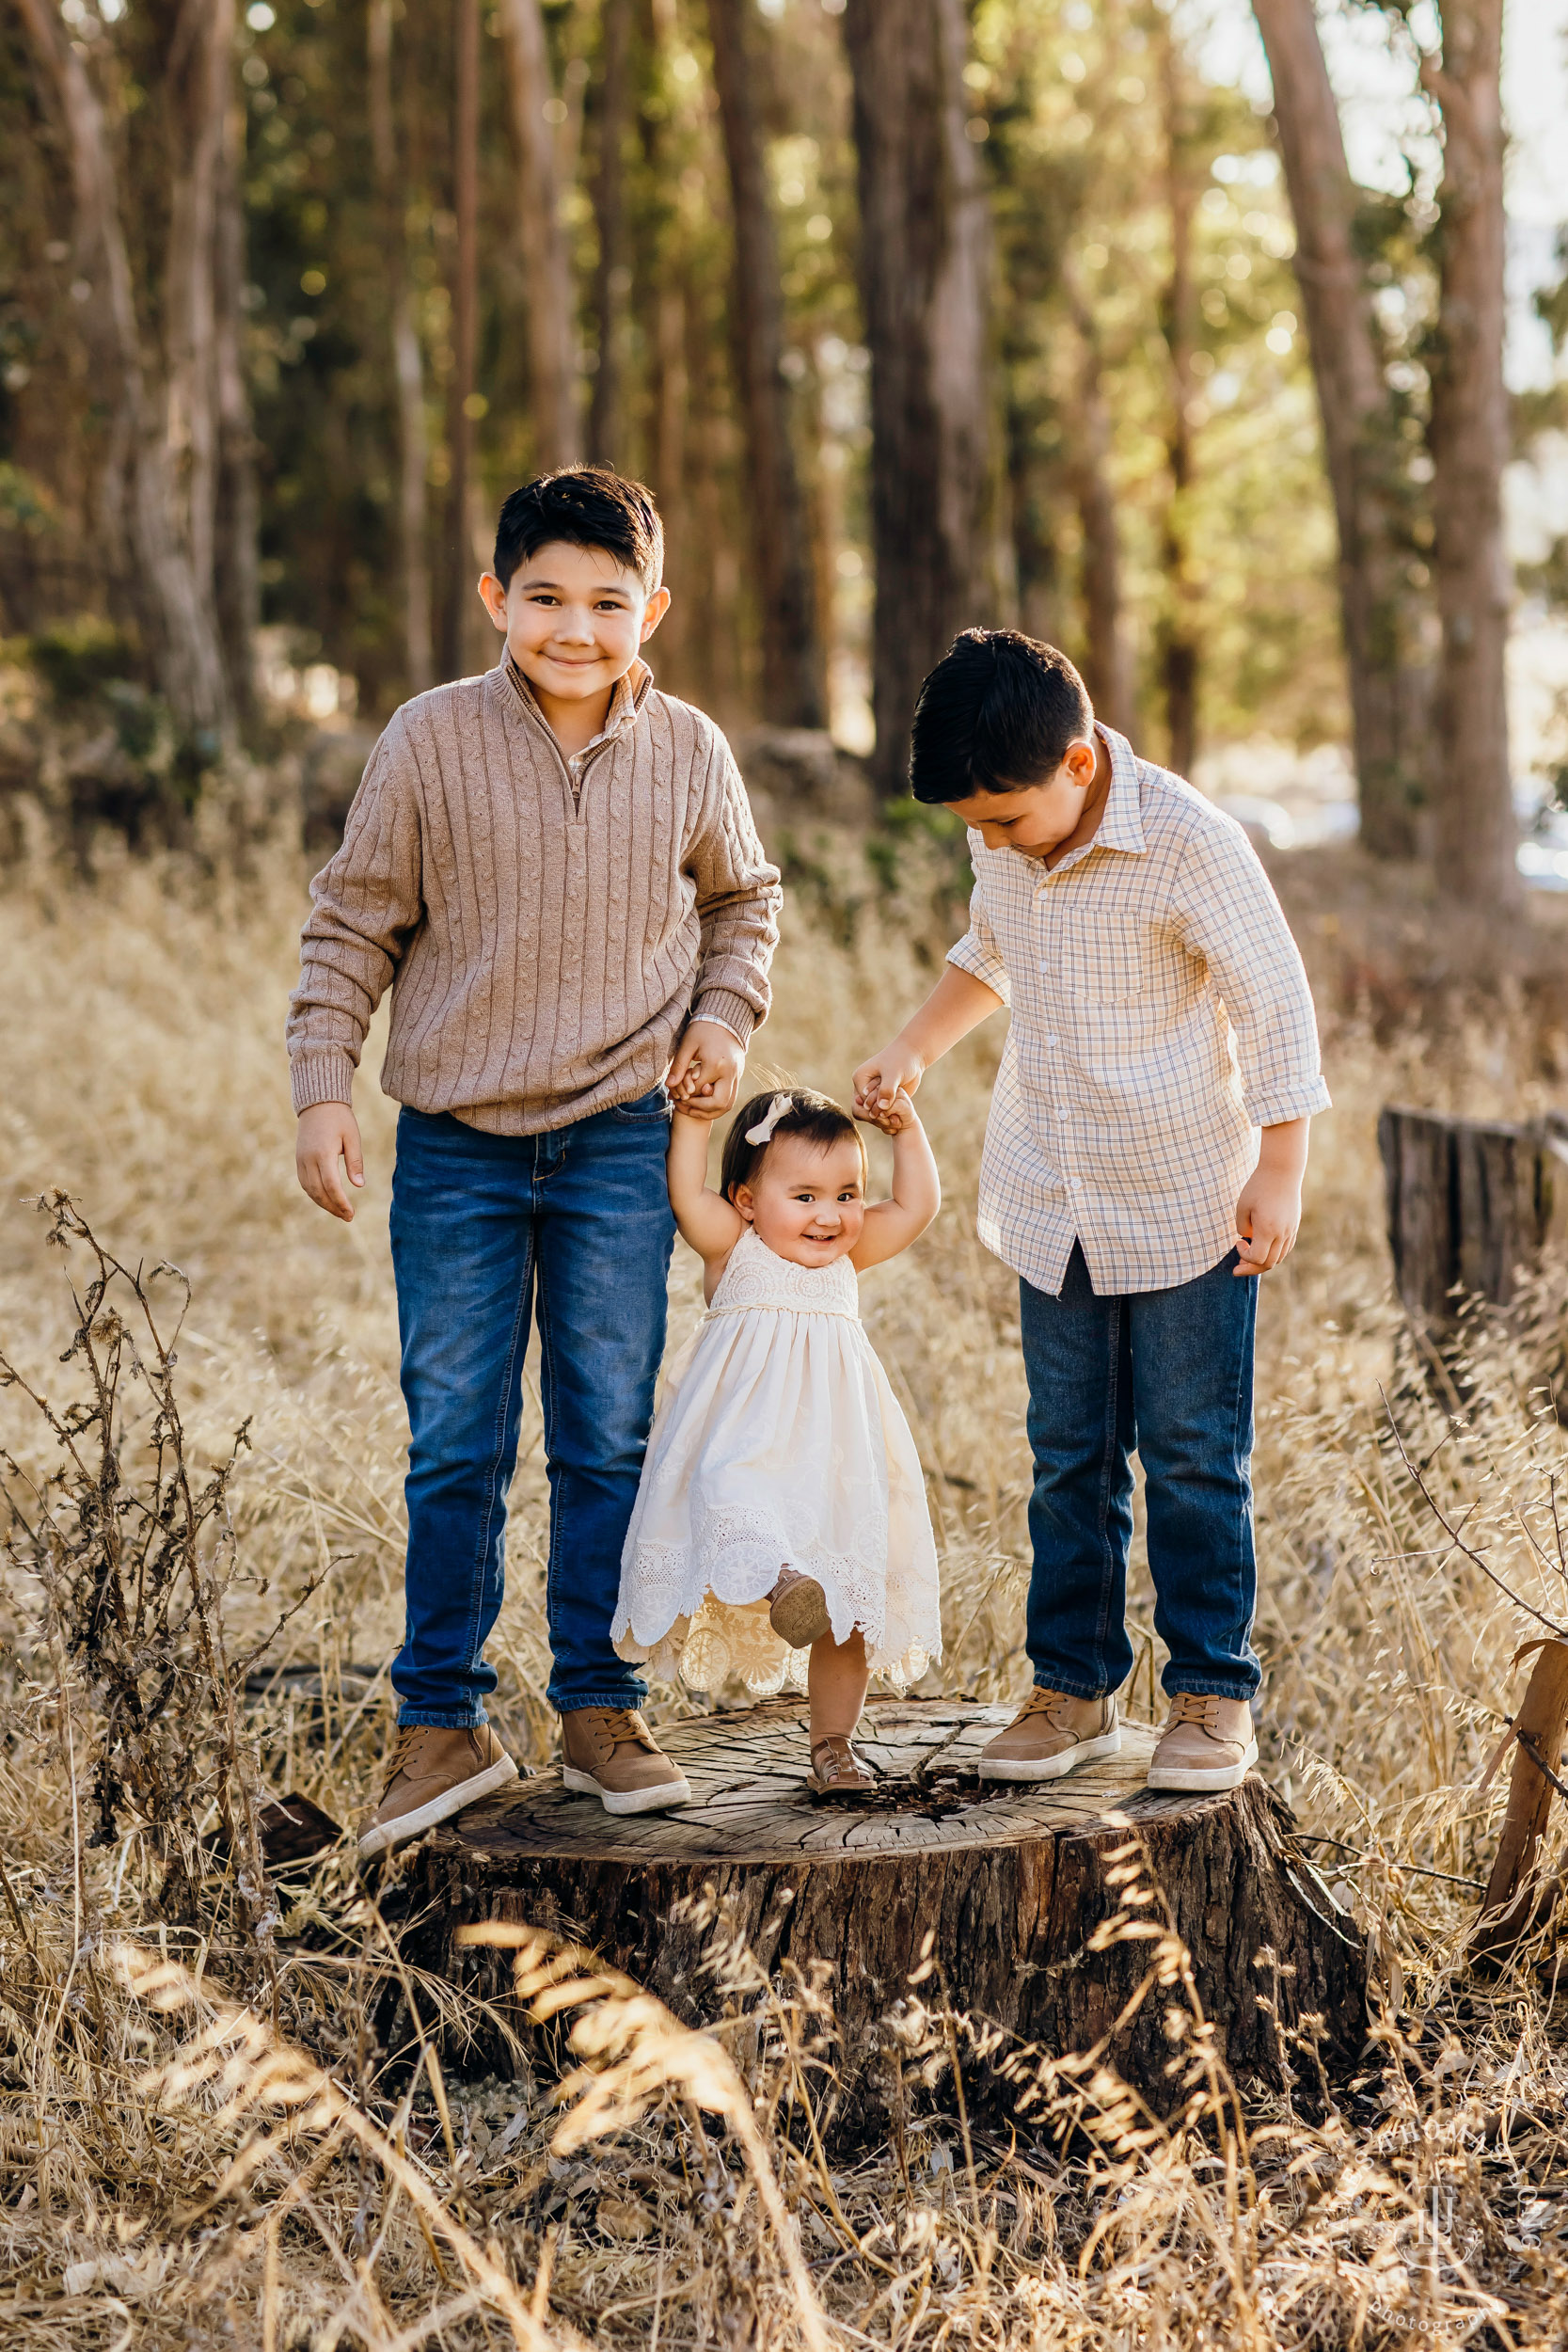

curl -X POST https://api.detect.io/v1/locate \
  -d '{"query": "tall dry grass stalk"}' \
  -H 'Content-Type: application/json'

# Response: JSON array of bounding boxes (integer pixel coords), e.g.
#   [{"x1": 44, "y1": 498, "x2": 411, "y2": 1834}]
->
[{"x1": 6, "y1": 837, "x2": 1568, "y2": 2345}]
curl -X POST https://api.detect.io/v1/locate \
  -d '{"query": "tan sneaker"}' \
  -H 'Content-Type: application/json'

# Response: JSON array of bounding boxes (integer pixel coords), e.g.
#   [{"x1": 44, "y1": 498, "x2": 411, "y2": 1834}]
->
[
  {"x1": 561, "y1": 1708, "x2": 692, "y2": 1816},
  {"x1": 357, "y1": 1724, "x2": 518, "y2": 1860},
  {"x1": 1147, "y1": 1694, "x2": 1258, "y2": 1792},
  {"x1": 978, "y1": 1688, "x2": 1121, "y2": 1784},
  {"x1": 769, "y1": 1569, "x2": 832, "y2": 1649}
]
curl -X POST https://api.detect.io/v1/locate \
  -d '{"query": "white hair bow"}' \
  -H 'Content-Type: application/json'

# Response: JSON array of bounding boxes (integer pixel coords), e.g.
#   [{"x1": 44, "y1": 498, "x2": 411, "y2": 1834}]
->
[{"x1": 744, "y1": 1092, "x2": 794, "y2": 1146}]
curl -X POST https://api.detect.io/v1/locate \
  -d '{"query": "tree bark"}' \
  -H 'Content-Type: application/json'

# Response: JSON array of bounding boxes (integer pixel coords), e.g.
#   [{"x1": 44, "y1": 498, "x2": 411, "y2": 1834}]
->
[
  {"x1": 370, "y1": 0, "x2": 435, "y2": 696},
  {"x1": 1158, "y1": 25, "x2": 1198, "y2": 780},
  {"x1": 706, "y1": 0, "x2": 826, "y2": 729},
  {"x1": 17, "y1": 0, "x2": 233, "y2": 737},
  {"x1": 163, "y1": 0, "x2": 235, "y2": 740},
  {"x1": 214, "y1": 69, "x2": 259, "y2": 723},
  {"x1": 441, "y1": 0, "x2": 480, "y2": 686},
  {"x1": 1252, "y1": 0, "x2": 1424, "y2": 859},
  {"x1": 1423, "y1": 0, "x2": 1516, "y2": 908},
  {"x1": 1063, "y1": 281, "x2": 1133, "y2": 737},
  {"x1": 1377, "y1": 1105, "x2": 1554, "y2": 1330},
  {"x1": 588, "y1": 0, "x2": 631, "y2": 467},
  {"x1": 405, "y1": 1698, "x2": 1367, "y2": 2140},
  {"x1": 499, "y1": 0, "x2": 580, "y2": 472},
  {"x1": 842, "y1": 0, "x2": 991, "y2": 797}
]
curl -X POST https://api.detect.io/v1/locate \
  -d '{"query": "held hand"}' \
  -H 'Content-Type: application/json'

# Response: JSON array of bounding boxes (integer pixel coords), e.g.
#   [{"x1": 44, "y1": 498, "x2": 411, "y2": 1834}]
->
[
  {"x1": 1232, "y1": 1163, "x2": 1301, "y2": 1276},
  {"x1": 858, "y1": 1086, "x2": 918, "y2": 1137},
  {"x1": 667, "y1": 1019, "x2": 745, "y2": 1122},
  {"x1": 852, "y1": 1041, "x2": 924, "y2": 1121},
  {"x1": 296, "y1": 1102, "x2": 365, "y2": 1223}
]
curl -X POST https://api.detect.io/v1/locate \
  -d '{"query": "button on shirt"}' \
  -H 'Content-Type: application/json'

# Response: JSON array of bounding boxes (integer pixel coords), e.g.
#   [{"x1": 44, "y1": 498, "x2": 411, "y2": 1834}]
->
[{"x1": 946, "y1": 725, "x2": 1331, "y2": 1297}]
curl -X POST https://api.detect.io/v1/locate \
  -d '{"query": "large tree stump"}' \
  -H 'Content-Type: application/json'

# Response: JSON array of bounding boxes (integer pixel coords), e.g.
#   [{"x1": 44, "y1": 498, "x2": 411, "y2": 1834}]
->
[
  {"x1": 403, "y1": 1697, "x2": 1365, "y2": 2135},
  {"x1": 1377, "y1": 1104, "x2": 1557, "y2": 1331}
]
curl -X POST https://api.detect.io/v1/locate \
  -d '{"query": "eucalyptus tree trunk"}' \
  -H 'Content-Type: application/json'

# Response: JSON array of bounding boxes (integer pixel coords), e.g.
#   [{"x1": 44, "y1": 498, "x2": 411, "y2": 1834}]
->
[
  {"x1": 1157, "y1": 25, "x2": 1198, "y2": 780},
  {"x1": 499, "y1": 0, "x2": 580, "y2": 471},
  {"x1": 17, "y1": 0, "x2": 233, "y2": 737},
  {"x1": 588, "y1": 0, "x2": 631, "y2": 467},
  {"x1": 1422, "y1": 0, "x2": 1516, "y2": 907},
  {"x1": 1252, "y1": 0, "x2": 1424, "y2": 858},
  {"x1": 369, "y1": 0, "x2": 435, "y2": 696},
  {"x1": 842, "y1": 0, "x2": 990, "y2": 796},
  {"x1": 214, "y1": 72, "x2": 259, "y2": 722},
  {"x1": 163, "y1": 0, "x2": 233, "y2": 735},
  {"x1": 441, "y1": 0, "x2": 480, "y2": 685},
  {"x1": 706, "y1": 0, "x2": 826, "y2": 729},
  {"x1": 1063, "y1": 282, "x2": 1133, "y2": 738}
]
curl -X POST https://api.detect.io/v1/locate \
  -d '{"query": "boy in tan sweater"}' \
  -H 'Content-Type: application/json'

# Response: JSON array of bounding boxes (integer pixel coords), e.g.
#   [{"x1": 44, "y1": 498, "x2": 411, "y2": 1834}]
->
[{"x1": 288, "y1": 468, "x2": 781, "y2": 1852}]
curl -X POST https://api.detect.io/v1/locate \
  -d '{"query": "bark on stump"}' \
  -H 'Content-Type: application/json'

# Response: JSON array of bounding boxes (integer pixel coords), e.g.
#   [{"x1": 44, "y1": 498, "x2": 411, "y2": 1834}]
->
[
  {"x1": 1377, "y1": 1105, "x2": 1556, "y2": 1331},
  {"x1": 404, "y1": 1697, "x2": 1366, "y2": 2137}
]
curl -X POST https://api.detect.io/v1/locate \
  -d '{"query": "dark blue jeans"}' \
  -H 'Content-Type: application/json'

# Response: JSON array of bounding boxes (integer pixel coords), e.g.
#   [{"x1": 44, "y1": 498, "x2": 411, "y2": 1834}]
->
[
  {"x1": 1019, "y1": 1239, "x2": 1259, "y2": 1704},
  {"x1": 388, "y1": 1092, "x2": 676, "y2": 1724}
]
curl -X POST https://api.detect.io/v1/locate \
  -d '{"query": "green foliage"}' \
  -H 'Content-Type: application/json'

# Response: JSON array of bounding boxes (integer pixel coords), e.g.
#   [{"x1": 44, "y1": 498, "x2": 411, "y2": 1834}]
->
[{"x1": 24, "y1": 613, "x2": 140, "y2": 704}]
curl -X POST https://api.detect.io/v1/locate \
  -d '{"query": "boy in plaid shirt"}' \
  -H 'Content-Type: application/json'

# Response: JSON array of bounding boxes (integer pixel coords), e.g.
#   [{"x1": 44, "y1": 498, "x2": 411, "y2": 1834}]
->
[{"x1": 855, "y1": 631, "x2": 1328, "y2": 1792}]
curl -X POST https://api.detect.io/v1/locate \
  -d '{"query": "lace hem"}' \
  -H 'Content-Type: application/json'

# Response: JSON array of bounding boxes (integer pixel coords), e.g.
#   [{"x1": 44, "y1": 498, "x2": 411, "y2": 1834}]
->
[{"x1": 613, "y1": 1527, "x2": 941, "y2": 1697}]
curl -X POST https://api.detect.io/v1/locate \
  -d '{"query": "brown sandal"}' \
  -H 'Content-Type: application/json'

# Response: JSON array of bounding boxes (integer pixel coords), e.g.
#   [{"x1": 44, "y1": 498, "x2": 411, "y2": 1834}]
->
[{"x1": 807, "y1": 1735, "x2": 877, "y2": 1798}]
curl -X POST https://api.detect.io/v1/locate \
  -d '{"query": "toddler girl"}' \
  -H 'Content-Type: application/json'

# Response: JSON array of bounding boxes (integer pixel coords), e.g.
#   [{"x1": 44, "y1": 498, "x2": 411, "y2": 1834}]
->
[{"x1": 612, "y1": 1086, "x2": 943, "y2": 1795}]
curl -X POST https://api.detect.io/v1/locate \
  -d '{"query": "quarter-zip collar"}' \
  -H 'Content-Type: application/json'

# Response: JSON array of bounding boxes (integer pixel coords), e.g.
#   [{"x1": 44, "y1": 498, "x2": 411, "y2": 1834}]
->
[
  {"x1": 496, "y1": 654, "x2": 654, "y2": 816},
  {"x1": 500, "y1": 651, "x2": 652, "y2": 763}
]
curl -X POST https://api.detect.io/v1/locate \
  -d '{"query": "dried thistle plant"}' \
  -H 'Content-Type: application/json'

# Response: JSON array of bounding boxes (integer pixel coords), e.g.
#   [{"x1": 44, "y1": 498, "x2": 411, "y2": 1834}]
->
[{"x1": 0, "y1": 1192, "x2": 288, "y2": 1947}]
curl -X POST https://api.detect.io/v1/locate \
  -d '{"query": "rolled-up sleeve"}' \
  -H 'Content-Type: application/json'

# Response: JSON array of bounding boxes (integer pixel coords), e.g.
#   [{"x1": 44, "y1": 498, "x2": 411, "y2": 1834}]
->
[
  {"x1": 945, "y1": 873, "x2": 1012, "y2": 1007},
  {"x1": 1171, "y1": 822, "x2": 1331, "y2": 1127}
]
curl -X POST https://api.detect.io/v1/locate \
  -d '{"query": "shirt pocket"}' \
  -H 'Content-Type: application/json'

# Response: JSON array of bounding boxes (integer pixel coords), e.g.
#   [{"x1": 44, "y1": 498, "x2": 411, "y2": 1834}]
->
[{"x1": 1051, "y1": 909, "x2": 1149, "y2": 1007}]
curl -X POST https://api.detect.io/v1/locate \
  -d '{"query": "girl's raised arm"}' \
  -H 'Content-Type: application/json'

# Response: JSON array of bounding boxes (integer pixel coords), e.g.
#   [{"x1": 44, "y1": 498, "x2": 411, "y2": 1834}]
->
[
  {"x1": 851, "y1": 1095, "x2": 941, "y2": 1271},
  {"x1": 667, "y1": 1108, "x2": 746, "y2": 1268}
]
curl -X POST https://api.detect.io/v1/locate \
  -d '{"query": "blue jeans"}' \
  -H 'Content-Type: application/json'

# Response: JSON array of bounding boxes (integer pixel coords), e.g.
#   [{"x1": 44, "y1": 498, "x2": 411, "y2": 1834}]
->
[
  {"x1": 1019, "y1": 1239, "x2": 1259, "y2": 1703},
  {"x1": 388, "y1": 1092, "x2": 676, "y2": 1724}
]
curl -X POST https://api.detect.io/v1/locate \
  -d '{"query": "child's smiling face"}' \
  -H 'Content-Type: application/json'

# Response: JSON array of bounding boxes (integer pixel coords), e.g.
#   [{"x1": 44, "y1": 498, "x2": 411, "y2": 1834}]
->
[
  {"x1": 733, "y1": 1133, "x2": 868, "y2": 1266},
  {"x1": 479, "y1": 538, "x2": 670, "y2": 711}
]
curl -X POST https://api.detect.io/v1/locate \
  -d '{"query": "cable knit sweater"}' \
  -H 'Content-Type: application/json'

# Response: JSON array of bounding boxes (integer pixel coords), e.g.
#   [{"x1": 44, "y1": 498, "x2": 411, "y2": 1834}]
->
[{"x1": 286, "y1": 659, "x2": 782, "y2": 1135}]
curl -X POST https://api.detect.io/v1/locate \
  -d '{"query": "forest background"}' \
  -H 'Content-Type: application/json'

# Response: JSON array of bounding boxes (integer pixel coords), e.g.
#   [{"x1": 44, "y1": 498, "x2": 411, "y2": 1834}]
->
[
  {"x1": 1, "y1": 0, "x2": 1565, "y2": 893},
  {"x1": 11, "y1": 4, "x2": 1568, "y2": 2349}
]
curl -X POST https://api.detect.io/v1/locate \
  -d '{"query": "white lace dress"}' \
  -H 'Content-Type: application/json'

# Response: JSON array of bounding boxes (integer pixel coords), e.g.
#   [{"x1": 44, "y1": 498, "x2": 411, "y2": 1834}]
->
[{"x1": 613, "y1": 1226, "x2": 942, "y2": 1696}]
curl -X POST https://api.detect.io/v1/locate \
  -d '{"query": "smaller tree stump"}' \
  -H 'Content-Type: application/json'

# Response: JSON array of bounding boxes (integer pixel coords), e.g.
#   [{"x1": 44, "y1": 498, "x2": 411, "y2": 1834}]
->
[
  {"x1": 403, "y1": 1698, "x2": 1366, "y2": 2135},
  {"x1": 1377, "y1": 1105, "x2": 1558, "y2": 1330}
]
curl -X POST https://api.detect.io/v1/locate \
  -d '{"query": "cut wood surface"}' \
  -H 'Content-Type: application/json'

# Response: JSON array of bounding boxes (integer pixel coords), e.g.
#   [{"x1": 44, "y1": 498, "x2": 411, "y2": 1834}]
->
[{"x1": 404, "y1": 1697, "x2": 1366, "y2": 2134}]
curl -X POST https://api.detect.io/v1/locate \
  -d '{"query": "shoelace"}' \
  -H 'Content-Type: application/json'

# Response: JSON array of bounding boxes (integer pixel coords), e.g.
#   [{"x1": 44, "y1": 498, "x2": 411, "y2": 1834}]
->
[
  {"x1": 595, "y1": 1708, "x2": 653, "y2": 1756},
  {"x1": 1168, "y1": 1693, "x2": 1218, "y2": 1726}
]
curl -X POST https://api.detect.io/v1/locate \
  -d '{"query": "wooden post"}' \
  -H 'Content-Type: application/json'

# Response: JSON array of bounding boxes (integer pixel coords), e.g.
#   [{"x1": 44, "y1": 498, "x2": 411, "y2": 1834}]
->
[
  {"x1": 1472, "y1": 1640, "x2": 1568, "y2": 1962},
  {"x1": 1377, "y1": 1105, "x2": 1556, "y2": 1330}
]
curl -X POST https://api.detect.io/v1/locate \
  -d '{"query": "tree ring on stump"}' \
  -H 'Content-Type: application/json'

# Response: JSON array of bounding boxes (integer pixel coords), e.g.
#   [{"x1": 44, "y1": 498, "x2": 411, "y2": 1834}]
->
[{"x1": 404, "y1": 1695, "x2": 1366, "y2": 2141}]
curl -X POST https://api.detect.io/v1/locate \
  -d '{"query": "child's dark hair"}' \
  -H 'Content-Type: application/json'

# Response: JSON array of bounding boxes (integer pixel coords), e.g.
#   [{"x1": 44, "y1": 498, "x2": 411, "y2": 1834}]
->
[
  {"x1": 493, "y1": 466, "x2": 663, "y2": 595},
  {"x1": 908, "y1": 628, "x2": 1093, "y2": 803},
  {"x1": 721, "y1": 1089, "x2": 864, "y2": 1202}
]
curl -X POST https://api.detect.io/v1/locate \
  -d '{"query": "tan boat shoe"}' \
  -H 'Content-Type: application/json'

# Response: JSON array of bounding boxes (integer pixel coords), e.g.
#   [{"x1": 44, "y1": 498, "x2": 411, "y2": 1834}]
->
[
  {"x1": 768, "y1": 1568, "x2": 832, "y2": 1649},
  {"x1": 806, "y1": 1734, "x2": 877, "y2": 1798},
  {"x1": 356, "y1": 1724, "x2": 518, "y2": 1860},
  {"x1": 1147, "y1": 1694, "x2": 1258, "y2": 1792},
  {"x1": 978, "y1": 1688, "x2": 1121, "y2": 1784},
  {"x1": 560, "y1": 1707, "x2": 692, "y2": 1816}
]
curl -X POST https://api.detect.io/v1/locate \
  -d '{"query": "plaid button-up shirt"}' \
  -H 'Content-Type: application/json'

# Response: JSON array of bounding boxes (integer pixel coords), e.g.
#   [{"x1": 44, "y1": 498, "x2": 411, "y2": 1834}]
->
[{"x1": 946, "y1": 726, "x2": 1330, "y2": 1297}]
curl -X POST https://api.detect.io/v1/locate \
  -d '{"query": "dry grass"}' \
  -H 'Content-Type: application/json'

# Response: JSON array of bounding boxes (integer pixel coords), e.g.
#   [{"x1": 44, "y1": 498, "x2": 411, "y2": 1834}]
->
[{"x1": 7, "y1": 830, "x2": 1568, "y2": 2346}]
